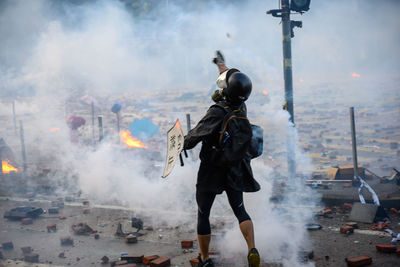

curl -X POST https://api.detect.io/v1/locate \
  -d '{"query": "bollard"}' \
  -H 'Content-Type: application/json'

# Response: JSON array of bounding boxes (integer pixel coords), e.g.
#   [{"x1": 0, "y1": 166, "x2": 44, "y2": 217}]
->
[
  {"x1": 98, "y1": 116, "x2": 104, "y2": 142},
  {"x1": 19, "y1": 120, "x2": 27, "y2": 173}
]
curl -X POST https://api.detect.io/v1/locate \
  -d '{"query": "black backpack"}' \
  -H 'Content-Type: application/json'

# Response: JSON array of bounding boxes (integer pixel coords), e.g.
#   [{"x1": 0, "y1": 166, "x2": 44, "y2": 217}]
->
[{"x1": 213, "y1": 103, "x2": 263, "y2": 165}]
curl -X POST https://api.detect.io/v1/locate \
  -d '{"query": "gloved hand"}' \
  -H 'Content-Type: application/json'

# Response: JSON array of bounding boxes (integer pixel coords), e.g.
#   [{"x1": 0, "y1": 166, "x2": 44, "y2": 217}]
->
[
  {"x1": 211, "y1": 89, "x2": 224, "y2": 103},
  {"x1": 212, "y1": 50, "x2": 225, "y2": 65}
]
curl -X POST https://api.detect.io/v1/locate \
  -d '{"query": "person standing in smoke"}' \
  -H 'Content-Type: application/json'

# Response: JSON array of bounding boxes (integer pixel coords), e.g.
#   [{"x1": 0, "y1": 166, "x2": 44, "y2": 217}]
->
[{"x1": 184, "y1": 51, "x2": 261, "y2": 267}]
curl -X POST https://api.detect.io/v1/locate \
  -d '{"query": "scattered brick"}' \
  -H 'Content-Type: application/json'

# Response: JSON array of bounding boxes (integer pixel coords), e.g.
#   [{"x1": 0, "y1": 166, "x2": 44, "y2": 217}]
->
[
  {"x1": 47, "y1": 223, "x2": 57, "y2": 232},
  {"x1": 346, "y1": 255, "x2": 372, "y2": 267},
  {"x1": 72, "y1": 222, "x2": 96, "y2": 235},
  {"x1": 322, "y1": 209, "x2": 333, "y2": 216},
  {"x1": 346, "y1": 222, "x2": 358, "y2": 229},
  {"x1": 181, "y1": 240, "x2": 193, "y2": 248},
  {"x1": 2, "y1": 241, "x2": 14, "y2": 250},
  {"x1": 101, "y1": 255, "x2": 109, "y2": 264},
  {"x1": 83, "y1": 208, "x2": 91, "y2": 214},
  {"x1": 60, "y1": 236, "x2": 74, "y2": 246},
  {"x1": 58, "y1": 215, "x2": 67, "y2": 220},
  {"x1": 370, "y1": 222, "x2": 389, "y2": 231},
  {"x1": 143, "y1": 255, "x2": 159, "y2": 264},
  {"x1": 24, "y1": 253, "x2": 39, "y2": 263},
  {"x1": 343, "y1": 203, "x2": 353, "y2": 208},
  {"x1": 150, "y1": 256, "x2": 170, "y2": 267},
  {"x1": 21, "y1": 218, "x2": 33, "y2": 225},
  {"x1": 145, "y1": 226, "x2": 154, "y2": 231},
  {"x1": 21, "y1": 246, "x2": 32, "y2": 254},
  {"x1": 340, "y1": 226, "x2": 354, "y2": 234},
  {"x1": 124, "y1": 264, "x2": 137, "y2": 267},
  {"x1": 189, "y1": 258, "x2": 199, "y2": 267},
  {"x1": 122, "y1": 216, "x2": 129, "y2": 219},
  {"x1": 48, "y1": 207, "x2": 59, "y2": 214},
  {"x1": 125, "y1": 234, "x2": 137, "y2": 244},
  {"x1": 82, "y1": 200, "x2": 90, "y2": 205},
  {"x1": 376, "y1": 244, "x2": 396, "y2": 253},
  {"x1": 390, "y1": 208, "x2": 399, "y2": 214},
  {"x1": 343, "y1": 183, "x2": 352, "y2": 188},
  {"x1": 94, "y1": 233, "x2": 100, "y2": 239},
  {"x1": 121, "y1": 254, "x2": 143, "y2": 263}
]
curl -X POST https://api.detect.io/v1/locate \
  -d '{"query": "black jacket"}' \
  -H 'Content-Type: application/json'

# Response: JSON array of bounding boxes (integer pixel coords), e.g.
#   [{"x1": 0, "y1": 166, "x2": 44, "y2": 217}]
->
[{"x1": 184, "y1": 101, "x2": 260, "y2": 194}]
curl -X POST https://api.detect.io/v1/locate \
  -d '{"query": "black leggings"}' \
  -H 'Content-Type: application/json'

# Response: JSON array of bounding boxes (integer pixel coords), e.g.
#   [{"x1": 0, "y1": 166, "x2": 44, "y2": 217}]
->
[{"x1": 196, "y1": 190, "x2": 251, "y2": 235}]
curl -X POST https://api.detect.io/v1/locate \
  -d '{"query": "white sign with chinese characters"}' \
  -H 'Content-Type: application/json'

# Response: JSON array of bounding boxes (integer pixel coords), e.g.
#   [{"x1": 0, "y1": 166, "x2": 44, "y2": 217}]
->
[{"x1": 162, "y1": 119, "x2": 184, "y2": 178}]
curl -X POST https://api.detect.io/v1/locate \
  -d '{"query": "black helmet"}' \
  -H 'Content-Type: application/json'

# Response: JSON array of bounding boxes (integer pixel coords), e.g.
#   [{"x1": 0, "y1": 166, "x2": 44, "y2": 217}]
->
[{"x1": 224, "y1": 72, "x2": 252, "y2": 105}]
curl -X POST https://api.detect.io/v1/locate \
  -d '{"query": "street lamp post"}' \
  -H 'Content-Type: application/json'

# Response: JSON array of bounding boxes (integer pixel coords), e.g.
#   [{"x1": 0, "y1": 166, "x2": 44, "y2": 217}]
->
[{"x1": 267, "y1": 0, "x2": 310, "y2": 179}]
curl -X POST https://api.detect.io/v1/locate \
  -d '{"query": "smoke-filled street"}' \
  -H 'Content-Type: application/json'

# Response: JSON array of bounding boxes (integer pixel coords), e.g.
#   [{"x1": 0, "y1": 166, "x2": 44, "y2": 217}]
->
[{"x1": 0, "y1": 1, "x2": 400, "y2": 267}]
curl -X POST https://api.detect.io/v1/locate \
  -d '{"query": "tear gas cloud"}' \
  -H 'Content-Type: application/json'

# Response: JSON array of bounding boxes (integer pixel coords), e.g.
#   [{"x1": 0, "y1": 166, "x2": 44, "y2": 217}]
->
[{"x1": 0, "y1": 0, "x2": 398, "y2": 266}]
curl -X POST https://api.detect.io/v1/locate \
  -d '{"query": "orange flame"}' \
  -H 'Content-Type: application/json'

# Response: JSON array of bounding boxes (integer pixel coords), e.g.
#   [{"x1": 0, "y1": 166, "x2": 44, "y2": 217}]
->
[
  {"x1": 120, "y1": 130, "x2": 147, "y2": 148},
  {"x1": 262, "y1": 90, "x2": 268, "y2": 95},
  {"x1": 2, "y1": 161, "x2": 18, "y2": 173},
  {"x1": 351, "y1": 73, "x2": 360, "y2": 78}
]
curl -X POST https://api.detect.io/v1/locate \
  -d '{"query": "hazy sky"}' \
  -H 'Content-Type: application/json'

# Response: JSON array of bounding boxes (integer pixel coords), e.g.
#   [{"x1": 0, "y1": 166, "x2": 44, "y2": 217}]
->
[{"x1": 0, "y1": 0, "x2": 399, "y2": 98}]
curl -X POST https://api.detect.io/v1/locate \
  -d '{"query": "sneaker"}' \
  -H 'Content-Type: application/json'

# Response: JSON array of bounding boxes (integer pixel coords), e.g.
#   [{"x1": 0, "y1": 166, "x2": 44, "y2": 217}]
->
[
  {"x1": 212, "y1": 50, "x2": 225, "y2": 65},
  {"x1": 248, "y1": 248, "x2": 260, "y2": 267},
  {"x1": 196, "y1": 254, "x2": 215, "y2": 267}
]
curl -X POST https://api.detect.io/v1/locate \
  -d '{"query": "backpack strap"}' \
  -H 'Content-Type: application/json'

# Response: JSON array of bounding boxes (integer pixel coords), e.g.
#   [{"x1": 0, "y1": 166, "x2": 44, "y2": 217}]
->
[{"x1": 212, "y1": 102, "x2": 244, "y2": 114}]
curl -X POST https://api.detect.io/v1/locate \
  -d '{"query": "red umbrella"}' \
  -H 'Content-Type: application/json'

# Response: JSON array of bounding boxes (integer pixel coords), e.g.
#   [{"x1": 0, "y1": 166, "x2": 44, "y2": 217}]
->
[{"x1": 66, "y1": 116, "x2": 86, "y2": 130}]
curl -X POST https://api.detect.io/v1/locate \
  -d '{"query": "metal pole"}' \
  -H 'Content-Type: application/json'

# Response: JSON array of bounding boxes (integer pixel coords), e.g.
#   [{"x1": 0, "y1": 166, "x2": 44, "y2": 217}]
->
[
  {"x1": 91, "y1": 102, "x2": 95, "y2": 143},
  {"x1": 186, "y1": 114, "x2": 191, "y2": 133},
  {"x1": 19, "y1": 120, "x2": 27, "y2": 173},
  {"x1": 65, "y1": 101, "x2": 70, "y2": 120},
  {"x1": 98, "y1": 116, "x2": 104, "y2": 142},
  {"x1": 0, "y1": 149, "x2": 3, "y2": 176},
  {"x1": 12, "y1": 101, "x2": 17, "y2": 135},
  {"x1": 350, "y1": 107, "x2": 359, "y2": 179},
  {"x1": 281, "y1": 0, "x2": 294, "y2": 124},
  {"x1": 281, "y1": 0, "x2": 296, "y2": 179},
  {"x1": 116, "y1": 112, "x2": 120, "y2": 144}
]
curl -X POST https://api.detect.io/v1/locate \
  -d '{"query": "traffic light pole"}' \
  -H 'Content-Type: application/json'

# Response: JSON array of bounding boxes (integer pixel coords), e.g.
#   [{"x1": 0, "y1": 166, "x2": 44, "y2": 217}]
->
[
  {"x1": 281, "y1": 0, "x2": 294, "y2": 124},
  {"x1": 267, "y1": 0, "x2": 297, "y2": 179}
]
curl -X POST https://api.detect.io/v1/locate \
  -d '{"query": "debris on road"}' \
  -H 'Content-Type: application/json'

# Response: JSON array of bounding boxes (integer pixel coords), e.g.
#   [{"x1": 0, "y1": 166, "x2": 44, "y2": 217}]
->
[
  {"x1": 60, "y1": 236, "x2": 74, "y2": 246},
  {"x1": 2, "y1": 241, "x2": 14, "y2": 250},
  {"x1": 71, "y1": 222, "x2": 96, "y2": 235},
  {"x1": 345, "y1": 254, "x2": 372, "y2": 267},
  {"x1": 24, "y1": 253, "x2": 39, "y2": 263},
  {"x1": 4, "y1": 206, "x2": 43, "y2": 220}
]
